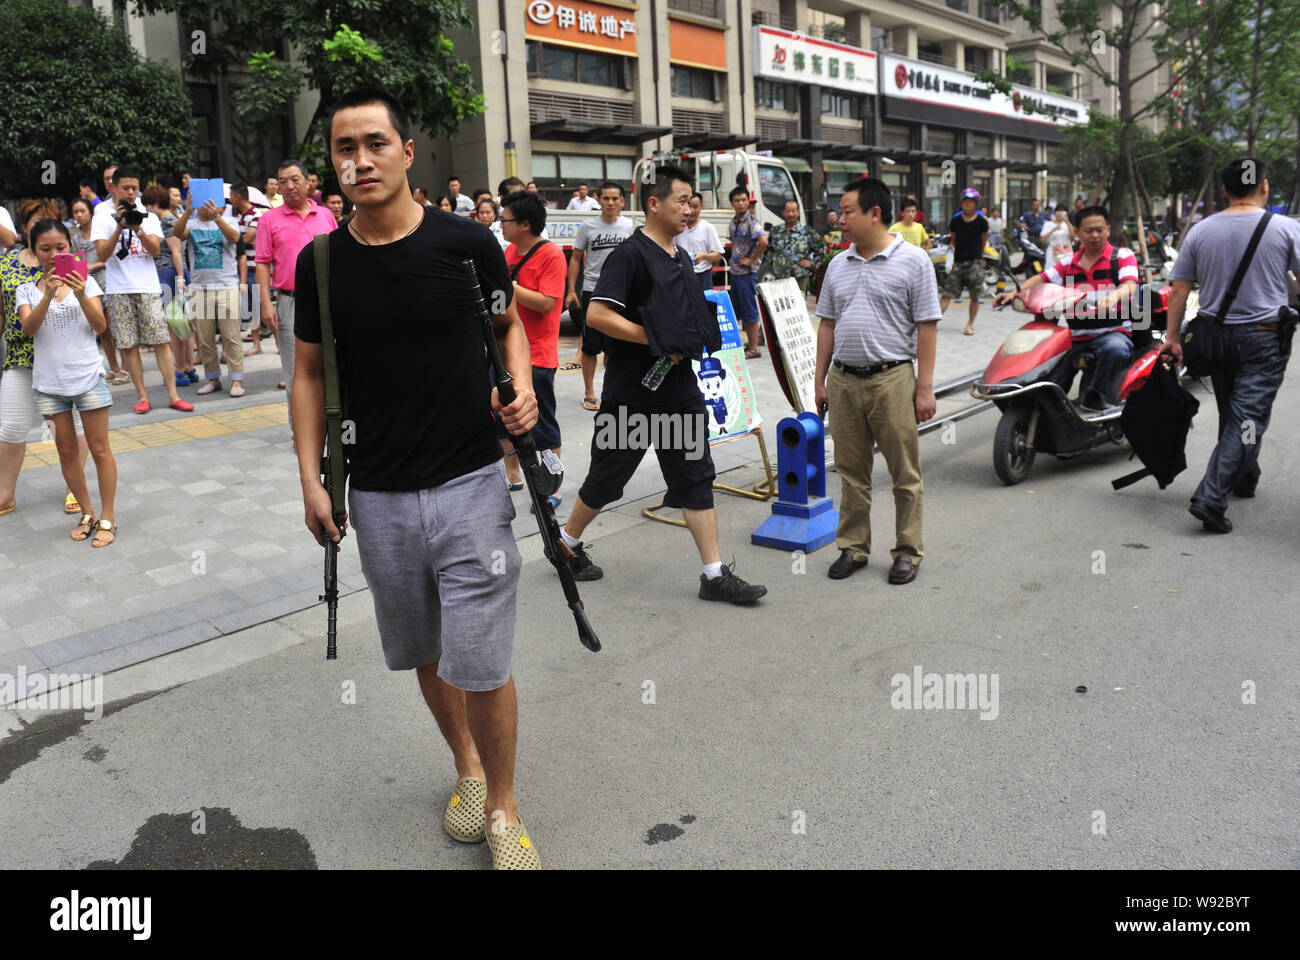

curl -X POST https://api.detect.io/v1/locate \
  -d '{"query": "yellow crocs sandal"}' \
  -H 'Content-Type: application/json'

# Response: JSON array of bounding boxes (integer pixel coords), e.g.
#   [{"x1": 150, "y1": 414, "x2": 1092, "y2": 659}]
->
[
  {"x1": 486, "y1": 818, "x2": 541, "y2": 870},
  {"x1": 64, "y1": 492, "x2": 80, "y2": 514},
  {"x1": 443, "y1": 776, "x2": 487, "y2": 843}
]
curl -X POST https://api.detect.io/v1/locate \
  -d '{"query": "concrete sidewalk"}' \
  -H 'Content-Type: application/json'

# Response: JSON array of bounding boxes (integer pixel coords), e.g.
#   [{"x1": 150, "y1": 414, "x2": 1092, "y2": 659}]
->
[{"x1": 0, "y1": 300, "x2": 1021, "y2": 697}]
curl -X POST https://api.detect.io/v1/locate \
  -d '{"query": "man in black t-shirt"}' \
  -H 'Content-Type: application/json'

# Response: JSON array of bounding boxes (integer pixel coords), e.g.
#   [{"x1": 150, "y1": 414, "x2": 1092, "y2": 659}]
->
[
  {"x1": 292, "y1": 88, "x2": 543, "y2": 870},
  {"x1": 556, "y1": 165, "x2": 767, "y2": 605},
  {"x1": 940, "y1": 187, "x2": 989, "y2": 335}
]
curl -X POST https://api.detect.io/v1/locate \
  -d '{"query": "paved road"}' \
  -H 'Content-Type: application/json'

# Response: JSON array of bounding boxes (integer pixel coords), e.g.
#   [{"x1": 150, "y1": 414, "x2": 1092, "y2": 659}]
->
[{"x1": 2, "y1": 301, "x2": 1296, "y2": 869}]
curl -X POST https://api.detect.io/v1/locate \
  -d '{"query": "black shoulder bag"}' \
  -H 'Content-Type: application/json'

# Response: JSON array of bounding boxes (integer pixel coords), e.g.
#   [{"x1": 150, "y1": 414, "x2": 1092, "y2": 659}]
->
[{"x1": 1181, "y1": 211, "x2": 1272, "y2": 377}]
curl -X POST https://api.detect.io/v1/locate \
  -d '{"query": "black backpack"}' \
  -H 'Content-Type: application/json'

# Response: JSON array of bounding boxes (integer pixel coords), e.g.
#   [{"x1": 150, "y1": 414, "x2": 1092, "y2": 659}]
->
[{"x1": 1112, "y1": 361, "x2": 1200, "y2": 490}]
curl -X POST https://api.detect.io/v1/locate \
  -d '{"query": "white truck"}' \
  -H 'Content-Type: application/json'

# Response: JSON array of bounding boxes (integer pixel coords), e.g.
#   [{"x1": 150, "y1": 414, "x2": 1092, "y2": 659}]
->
[{"x1": 543, "y1": 149, "x2": 806, "y2": 284}]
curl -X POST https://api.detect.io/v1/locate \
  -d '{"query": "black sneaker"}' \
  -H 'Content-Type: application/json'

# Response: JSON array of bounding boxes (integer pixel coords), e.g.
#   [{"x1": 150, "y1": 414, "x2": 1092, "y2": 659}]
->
[
  {"x1": 563, "y1": 540, "x2": 603, "y2": 581},
  {"x1": 698, "y1": 564, "x2": 767, "y2": 604}
]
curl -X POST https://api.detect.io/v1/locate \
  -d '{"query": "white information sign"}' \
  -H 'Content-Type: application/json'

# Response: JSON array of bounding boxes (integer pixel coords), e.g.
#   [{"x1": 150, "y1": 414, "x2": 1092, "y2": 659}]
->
[{"x1": 757, "y1": 278, "x2": 818, "y2": 415}]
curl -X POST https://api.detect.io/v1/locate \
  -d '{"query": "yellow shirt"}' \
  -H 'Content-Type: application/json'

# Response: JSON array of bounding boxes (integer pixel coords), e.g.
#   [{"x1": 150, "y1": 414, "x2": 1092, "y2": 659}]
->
[{"x1": 888, "y1": 221, "x2": 928, "y2": 247}]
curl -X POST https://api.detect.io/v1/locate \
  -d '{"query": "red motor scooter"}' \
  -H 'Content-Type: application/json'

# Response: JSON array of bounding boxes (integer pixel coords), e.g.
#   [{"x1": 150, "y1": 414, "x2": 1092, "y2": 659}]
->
[{"x1": 970, "y1": 256, "x2": 1174, "y2": 484}]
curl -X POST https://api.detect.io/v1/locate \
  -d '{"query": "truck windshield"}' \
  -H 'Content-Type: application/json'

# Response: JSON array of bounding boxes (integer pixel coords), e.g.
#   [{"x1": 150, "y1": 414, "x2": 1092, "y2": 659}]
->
[{"x1": 757, "y1": 164, "x2": 797, "y2": 221}]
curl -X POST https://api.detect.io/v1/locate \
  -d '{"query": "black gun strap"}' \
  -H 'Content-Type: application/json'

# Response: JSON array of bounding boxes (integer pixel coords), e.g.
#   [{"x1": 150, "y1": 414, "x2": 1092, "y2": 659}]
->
[
  {"x1": 1111, "y1": 467, "x2": 1152, "y2": 490},
  {"x1": 509, "y1": 239, "x2": 551, "y2": 281},
  {"x1": 1214, "y1": 212, "x2": 1272, "y2": 320},
  {"x1": 313, "y1": 234, "x2": 347, "y2": 527}
]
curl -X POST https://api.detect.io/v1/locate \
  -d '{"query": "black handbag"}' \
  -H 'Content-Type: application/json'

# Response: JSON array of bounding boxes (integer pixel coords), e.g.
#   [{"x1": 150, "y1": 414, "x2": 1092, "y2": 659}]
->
[{"x1": 1181, "y1": 211, "x2": 1272, "y2": 377}]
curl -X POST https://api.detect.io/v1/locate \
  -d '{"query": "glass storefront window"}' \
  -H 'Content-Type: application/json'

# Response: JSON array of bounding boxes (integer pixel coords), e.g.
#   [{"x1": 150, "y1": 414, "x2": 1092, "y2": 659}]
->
[
  {"x1": 926, "y1": 168, "x2": 957, "y2": 225},
  {"x1": 560, "y1": 155, "x2": 605, "y2": 182},
  {"x1": 531, "y1": 154, "x2": 558, "y2": 187},
  {"x1": 1047, "y1": 179, "x2": 1071, "y2": 209},
  {"x1": 606, "y1": 158, "x2": 634, "y2": 184},
  {"x1": 881, "y1": 170, "x2": 908, "y2": 220},
  {"x1": 1006, "y1": 174, "x2": 1035, "y2": 218}
]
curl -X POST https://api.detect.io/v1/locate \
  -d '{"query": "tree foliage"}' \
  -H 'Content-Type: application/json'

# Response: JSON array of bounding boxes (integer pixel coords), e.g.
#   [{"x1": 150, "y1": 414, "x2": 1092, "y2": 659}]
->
[
  {"x1": 0, "y1": 0, "x2": 196, "y2": 198},
  {"x1": 133, "y1": 0, "x2": 486, "y2": 149}
]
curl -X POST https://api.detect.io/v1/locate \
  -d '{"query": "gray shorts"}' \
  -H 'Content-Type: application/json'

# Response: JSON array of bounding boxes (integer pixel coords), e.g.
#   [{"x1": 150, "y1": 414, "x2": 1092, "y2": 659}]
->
[{"x1": 348, "y1": 460, "x2": 522, "y2": 689}]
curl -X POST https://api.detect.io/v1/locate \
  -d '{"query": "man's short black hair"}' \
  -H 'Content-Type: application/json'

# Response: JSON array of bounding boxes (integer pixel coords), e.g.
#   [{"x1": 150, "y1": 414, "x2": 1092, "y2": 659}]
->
[
  {"x1": 112, "y1": 165, "x2": 140, "y2": 184},
  {"x1": 323, "y1": 191, "x2": 344, "y2": 202},
  {"x1": 471, "y1": 188, "x2": 491, "y2": 203},
  {"x1": 277, "y1": 158, "x2": 308, "y2": 181},
  {"x1": 328, "y1": 87, "x2": 412, "y2": 145},
  {"x1": 578, "y1": 182, "x2": 588, "y2": 189},
  {"x1": 1073, "y1": 204, "x2": 1109, "y2": 227},
  {"x1": 596, "y1": 180, "x2": 624, "y2": 199},
  {"x1": 231, "y1": 183, "x2": 250, "y2": 201},
  {"x1": 1223, "y1": 157, "x2": 1266, "y2": 198},
  {"x1": 641, "y1": 164, "x2": 692, "y2": 214},
  {"x1": 900, "y1": 198, "x2": 918, "y2": 211},
  {"x1": 782, "y1": 198, "x2": 799, "y2": 211},
  {"x1": 728, "y1": 185, "x2": 750, "y2": 202},
  {"x1": 448, "y1": 175, "x2": 461, "y2": 185},
  {"x1": 78, "y1": 177, "x2": 95, "y2": 190},
  {"x1": 498, "y1": 176, "x2": 525, "y2": 197},
  {"x1": 841, "y1": 177, "x2": 893, "y2": 222},
  {"x1": 501, "y1": 190, "x2": 547, "y2": 235},
  {"x1": 691, "y1": 192, "x2": 704, "y2": 203}
]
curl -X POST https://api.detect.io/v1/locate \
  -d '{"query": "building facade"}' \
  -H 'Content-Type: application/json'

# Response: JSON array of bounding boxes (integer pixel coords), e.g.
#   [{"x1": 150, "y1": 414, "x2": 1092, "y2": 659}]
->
[{"x1": 441, "y1": 0, "x2": 1142, "y2": 224}]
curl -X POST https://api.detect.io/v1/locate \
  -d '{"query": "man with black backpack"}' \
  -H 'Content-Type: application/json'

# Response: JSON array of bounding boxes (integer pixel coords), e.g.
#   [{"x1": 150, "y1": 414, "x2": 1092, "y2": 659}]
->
[{"x1": 1160, "y1": 157, "x2": 1300, "y2": 533}]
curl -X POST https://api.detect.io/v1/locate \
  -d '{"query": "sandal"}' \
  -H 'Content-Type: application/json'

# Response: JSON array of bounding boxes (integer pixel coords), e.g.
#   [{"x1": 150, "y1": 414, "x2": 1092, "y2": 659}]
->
[
  {"x1": 169, "y1": 399, "x2": 195, "y2": 412},
  {"x1": 71, "y1": 513, "x2": 97, "y2": 542},
  {"x1": 110, "y1": 370, "x2": 130, "y2": 385},
  {"x1": 485, "y1": 817, "x2": 541, "y2": 870},
  {"x1": 963, "y1": 325, "x2": 975, "y2": 336},
  {"x1": 582, "y1": 396, "x2": 598, "y2": 411},
  {"x1": 276, "y1": 381, "x2": 287, "y2": 390},
  {"x1": 91, "y1": 519, "x2": 117, "y2": 548},
  {"x1": 744, "y1": 347, "x2": 762, "y2": 359},
  {"x1": 64, "y1": 492, "x2": 81, "y2": 514},
  {"x1": 133, "y1": 399, "x2": 151, "y2": 414},
  {"x1": 559, "y1": 360, "x2": 581, "y2": 371},
  {"x1": 443, "y1": 776, "x2": 488, "y2": 843}
]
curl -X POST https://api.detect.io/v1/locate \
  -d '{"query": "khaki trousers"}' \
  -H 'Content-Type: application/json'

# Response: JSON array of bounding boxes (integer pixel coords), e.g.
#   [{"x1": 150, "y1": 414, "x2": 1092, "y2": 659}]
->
[
  {"x1": 189, "y1": 287, "x2": 244, "y2": 377},
  {"x1": 827, "y1": 361, "x2": 924, "y2": 561}
]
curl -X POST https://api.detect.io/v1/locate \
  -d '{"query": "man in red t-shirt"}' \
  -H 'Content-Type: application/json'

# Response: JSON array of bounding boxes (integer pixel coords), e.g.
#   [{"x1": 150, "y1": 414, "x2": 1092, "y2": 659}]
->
[{"x1": 500, "y1": 191, "x2": 568, "y2": 502}]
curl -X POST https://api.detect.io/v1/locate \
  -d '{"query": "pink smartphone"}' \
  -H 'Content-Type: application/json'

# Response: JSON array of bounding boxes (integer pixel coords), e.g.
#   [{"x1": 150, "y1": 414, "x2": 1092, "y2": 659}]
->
[{"x1": 54, "y1": 253, "x2": 88, "y2": 281}]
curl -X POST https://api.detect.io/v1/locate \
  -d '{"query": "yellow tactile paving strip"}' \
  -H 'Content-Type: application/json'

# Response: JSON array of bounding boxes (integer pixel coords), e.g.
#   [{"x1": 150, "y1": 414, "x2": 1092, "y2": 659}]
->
[{"x1": 21, "y1": 402, "x2": 289, "y2": 470}]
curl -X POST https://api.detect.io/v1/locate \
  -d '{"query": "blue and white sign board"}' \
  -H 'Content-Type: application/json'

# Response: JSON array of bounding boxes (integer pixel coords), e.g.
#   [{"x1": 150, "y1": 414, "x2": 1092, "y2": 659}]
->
[{"x1": 694, "y1": 290, "x2": 763, "y2": 443}]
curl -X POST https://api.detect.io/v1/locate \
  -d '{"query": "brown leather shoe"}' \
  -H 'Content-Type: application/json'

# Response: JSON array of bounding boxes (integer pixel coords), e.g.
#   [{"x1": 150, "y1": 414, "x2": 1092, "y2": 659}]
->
[
  {"x1": 828, "y1": 550, "x2": 868, "y2": 580},
  {"x1": 888, "y1": 555, "x2": 919, "y2": 584}
]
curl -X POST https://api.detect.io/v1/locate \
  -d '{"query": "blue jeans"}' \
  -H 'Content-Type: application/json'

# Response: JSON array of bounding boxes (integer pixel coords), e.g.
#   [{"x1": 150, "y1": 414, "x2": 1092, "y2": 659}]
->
[
  {"x1": 1052, "y1": 331, "x2": 1132, "y2": 405},
  {"x1": 1192, "y1": 324, "x2": 1290, "y2": 511}
]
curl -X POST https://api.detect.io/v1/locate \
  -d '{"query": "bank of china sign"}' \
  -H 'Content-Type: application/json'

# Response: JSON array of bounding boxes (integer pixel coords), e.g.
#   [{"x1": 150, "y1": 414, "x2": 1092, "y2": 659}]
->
[
  {"x1": 754, "y1": 25, "x2": 879, "y2": 96},
  {"x1": 882, "y1": 54, "x2": 1089, "y2": 125}
]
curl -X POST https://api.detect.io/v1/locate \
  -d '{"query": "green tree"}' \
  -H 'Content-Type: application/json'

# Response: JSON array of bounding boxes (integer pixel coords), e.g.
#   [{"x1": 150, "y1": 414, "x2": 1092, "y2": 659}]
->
[
  {"x1": 980, "y1": 1, "x2": 1182, "y2": 242},
  {"x1": 0, "y1": 0, "x2": 195, "y2": 198},
  {"x1": 133, "y1": 0, "x2": 485, "y2": 153}
]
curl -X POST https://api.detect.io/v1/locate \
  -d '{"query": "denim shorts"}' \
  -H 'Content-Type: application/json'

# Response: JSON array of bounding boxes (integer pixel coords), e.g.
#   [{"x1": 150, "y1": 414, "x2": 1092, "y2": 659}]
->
[
  {"x1": 33, "y1": 379, "x2": 113, "y2": 416},
  {"x1": 348, "y1": 460, "x2": 522, "y2": 690}
]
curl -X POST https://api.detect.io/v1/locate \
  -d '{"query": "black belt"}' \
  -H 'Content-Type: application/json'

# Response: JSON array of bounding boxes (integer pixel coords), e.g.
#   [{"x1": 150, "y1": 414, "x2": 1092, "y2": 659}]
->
[
  {"x1": 833, "y1": 358, "x2": 910, "y2": 377},
  {"x1": 276, "y1": 289, "x2": 294, "y2": 299}
]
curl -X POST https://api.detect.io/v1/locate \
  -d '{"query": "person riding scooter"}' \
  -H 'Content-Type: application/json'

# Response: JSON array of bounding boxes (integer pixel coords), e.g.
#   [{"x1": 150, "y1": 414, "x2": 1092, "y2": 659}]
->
[{"x1": 992, "y1": 205, "x2": 1140, "y2": 412}]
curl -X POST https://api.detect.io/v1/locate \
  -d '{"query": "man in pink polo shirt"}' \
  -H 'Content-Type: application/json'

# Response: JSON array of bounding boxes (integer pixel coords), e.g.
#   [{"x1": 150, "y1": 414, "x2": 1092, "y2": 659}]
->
[{"x1": 255, "y1": 159, "x2": 336, "y2": 394}]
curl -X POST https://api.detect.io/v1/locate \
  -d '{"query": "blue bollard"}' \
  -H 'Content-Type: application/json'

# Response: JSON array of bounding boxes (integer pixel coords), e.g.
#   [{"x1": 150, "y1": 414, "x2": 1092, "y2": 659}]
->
[{"x1": 751, "y1": 413, "x2": 839, "y2": 552}]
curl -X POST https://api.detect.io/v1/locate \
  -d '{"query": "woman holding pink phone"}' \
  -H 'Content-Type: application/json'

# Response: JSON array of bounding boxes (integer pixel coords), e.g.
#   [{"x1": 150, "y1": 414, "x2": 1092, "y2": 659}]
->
[{"x1": 15, "y1": 219, "x2": 118, "y2": 546}]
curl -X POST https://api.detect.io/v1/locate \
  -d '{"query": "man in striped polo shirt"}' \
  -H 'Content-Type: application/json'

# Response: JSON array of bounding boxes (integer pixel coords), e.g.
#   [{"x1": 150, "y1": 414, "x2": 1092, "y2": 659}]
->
[
  {"x1": 814, "y1": 177, "x2": 941, "y2": 585},
  {"x1": 994, "y1": 205, "x2": 1139, "y2": 411}
]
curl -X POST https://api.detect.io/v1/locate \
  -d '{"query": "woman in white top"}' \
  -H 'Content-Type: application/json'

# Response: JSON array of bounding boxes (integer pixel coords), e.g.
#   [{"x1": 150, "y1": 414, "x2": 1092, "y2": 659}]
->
[
  {"x1": 16, "y1": 219, "x2": 119, "y2": 547},
  {"x1": 1041, "y1": 204, "x2": 1075, "y2": 269}
]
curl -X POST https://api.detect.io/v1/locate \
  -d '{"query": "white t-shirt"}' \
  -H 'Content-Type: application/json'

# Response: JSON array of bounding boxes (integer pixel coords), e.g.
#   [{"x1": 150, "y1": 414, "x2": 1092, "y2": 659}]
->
[
  {"x1": 17, "y1": 277, "x2": 106, "y2": 396},
  {"x1": 187, "y1": 212, "x2": 240, "y2": 288},
  {"x1": 675, "y1": 220, "x2": 724, "y2": 273},
  {"x1": 567, "y1": 196, "x2": 601, "y2": 211},
  {"x1": 451, "y1": 194, "x2": 474, "y2": 217},
  {"x1": 0, "y1": 206, "x2": 15, "y2": 250},
  {"x1": 90, "y1": 200, "x2": 163, "y2": 294}
]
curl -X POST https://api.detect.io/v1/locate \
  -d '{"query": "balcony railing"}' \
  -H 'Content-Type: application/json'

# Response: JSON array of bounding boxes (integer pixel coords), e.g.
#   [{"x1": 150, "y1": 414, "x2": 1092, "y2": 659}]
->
[
  {"x1": 751, "y1": 11, "x2": 797, "y2": 31},
  {"x1": 672, "y1": 107, "x2": 725, "y2": 134},
  {"x1": 529, "y1": 91, "x2": 636, "y2": 125},
  {"x1": 821, "y1": 123, "x2": 863, "y2": 146},
  {"x1": 917, "y1": 48, "x2": 957, "y2": 68},
  {"x1": 668, "y1": 0, "x2": 720, "y2": 18},
  {"x1": 806, "y1": 23, "x2": 862, "y2": 47}
]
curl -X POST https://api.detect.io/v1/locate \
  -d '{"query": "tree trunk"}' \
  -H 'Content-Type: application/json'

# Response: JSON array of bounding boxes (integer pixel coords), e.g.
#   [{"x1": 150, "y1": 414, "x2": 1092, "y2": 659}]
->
[
  {"x1": 1109, "y1": 11, "x2": 1135, "y2": 245},
  {"x1": 1246, "y1": 0, "x2": 1264, "y2": 153}
]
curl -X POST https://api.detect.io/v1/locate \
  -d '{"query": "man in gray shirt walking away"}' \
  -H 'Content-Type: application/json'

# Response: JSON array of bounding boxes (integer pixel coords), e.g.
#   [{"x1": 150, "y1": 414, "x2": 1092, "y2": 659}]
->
[
  {"x1": 565, "y1": 182, "x2": 633, "y2": 411},
  {"x1": 815, "y1": 177, "x2": 941, "y2": 585},
  {"x1": 1161, "y1": 157, "x2": 1300, "y2": 533}
]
